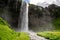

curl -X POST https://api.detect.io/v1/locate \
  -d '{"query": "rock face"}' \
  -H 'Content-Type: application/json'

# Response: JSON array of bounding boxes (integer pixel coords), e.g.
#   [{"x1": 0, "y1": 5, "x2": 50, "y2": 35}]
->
[
  {"x1": 0, "y1": 0, "x2": 60, "y2": 32},
  {"x1": 29, "y1": 4, "x2": 54, "y2": 32},
  {"x1": 28, "y1": 4, "x2": 60, "y2": 32},
  {"x1": 0, "y1": 0, "x2": 21, "y2": 28}
]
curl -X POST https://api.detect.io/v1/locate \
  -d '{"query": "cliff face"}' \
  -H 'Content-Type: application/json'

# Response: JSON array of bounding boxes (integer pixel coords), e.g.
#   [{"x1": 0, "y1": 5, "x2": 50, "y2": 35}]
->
[
  {"x1": 29, "y1": 4, "x2": 54, "y2": 32},
  {"x1": 0, "y1": 0, "x2": 21, "y2": 28},
  {"x1": 29, "y1": 4, "x2": 60, "y2": 32},
  {"x1": 0, "y1": 0, "x2": 60, "y2": 32}
]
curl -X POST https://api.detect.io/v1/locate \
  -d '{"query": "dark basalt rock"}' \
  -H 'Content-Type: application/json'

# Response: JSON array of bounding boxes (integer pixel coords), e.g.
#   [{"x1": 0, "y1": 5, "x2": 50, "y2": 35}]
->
[
  {"x1": 0, "y1": 0, "x2": 60, "y2": 31},
  {"x1": 0, "y1": 0, "x2": 21, "y2": 28},
  {"x1": 0, "y1": 0, "x2": 8, "y2": 8}
]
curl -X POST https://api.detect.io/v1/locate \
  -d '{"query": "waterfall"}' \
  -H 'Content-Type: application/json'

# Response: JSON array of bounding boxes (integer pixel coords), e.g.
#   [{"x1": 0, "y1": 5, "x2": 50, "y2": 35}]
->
[{"x1": 18, "y1": 0, "x2": 29, "y2": 32}]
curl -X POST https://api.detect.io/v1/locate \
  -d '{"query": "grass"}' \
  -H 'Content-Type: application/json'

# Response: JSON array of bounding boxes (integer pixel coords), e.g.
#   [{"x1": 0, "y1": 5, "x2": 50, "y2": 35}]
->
[
  {"x1": 1, "y1": 16, "x2": 60, "y2": 40},
  {"x1": 0, "y1": 17, "x2": 30, "y2": 40},
  {"x1": 0, "y1": 17, "x2": 10, "y2": 26},
  {"x1": 17, "y1": 32, "x2": 30, "y2": 40},
  {"x1": 0, "y1": 24, "x2": 17, "y2": 40},
  {"x1": 37, "y1": 31, "x2": 60, "y2": 40}
]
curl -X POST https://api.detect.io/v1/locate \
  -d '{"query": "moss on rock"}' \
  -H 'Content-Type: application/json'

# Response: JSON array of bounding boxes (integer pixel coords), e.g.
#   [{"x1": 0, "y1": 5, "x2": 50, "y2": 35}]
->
[{"x1": 53, "y1": 18, "x2": 60, "y2": 30}]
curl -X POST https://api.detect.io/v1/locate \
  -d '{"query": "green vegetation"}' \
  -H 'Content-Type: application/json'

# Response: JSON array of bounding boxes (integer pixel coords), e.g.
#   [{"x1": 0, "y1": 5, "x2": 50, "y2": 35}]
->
[
  {"x1": 0, "y1": 17, "x2": 10, "y2": 26},
  {"x1": 0, "y1": 17, "x2": 30, "y2": 40},
  {"x1": 0, "y1": 24, "x2": 17, "y2": 40},
  {"x1": 37, "y1": 31, "x2": 60, "y2": 40},
  {"x1": 0, "y1": 17, "x2": 17, "y2": 40},
  {"x1": 53, "y1": 18, "x2": 60, "y2": 30},
  {"x1": 17, "y1": 32, "x2": 30, "y2": 40}
]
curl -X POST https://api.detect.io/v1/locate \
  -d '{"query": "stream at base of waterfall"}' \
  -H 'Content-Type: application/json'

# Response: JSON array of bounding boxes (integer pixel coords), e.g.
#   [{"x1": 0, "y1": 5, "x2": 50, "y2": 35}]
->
[{"x1": 28, "y1": 31, "x2": 48, "y2": 40}]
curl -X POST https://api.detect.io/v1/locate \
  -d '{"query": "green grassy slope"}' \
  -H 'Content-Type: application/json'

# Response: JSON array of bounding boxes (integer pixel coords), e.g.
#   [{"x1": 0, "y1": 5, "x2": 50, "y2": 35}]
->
[
  {"x1": 0, "y1": 17, "x2": 30, "y2": 40},
  {"x1": 37, "y1": 31, "x2": 60, "y2": 40}
]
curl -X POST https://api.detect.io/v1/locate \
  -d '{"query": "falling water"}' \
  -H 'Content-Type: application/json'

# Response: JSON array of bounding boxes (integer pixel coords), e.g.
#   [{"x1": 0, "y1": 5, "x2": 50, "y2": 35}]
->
[
  {"x1": 18, "y1": 0, "x2": 29, "y2": 32},
  {"x1": 17, "y1": 0, "x2": 48, "y2": 40}
]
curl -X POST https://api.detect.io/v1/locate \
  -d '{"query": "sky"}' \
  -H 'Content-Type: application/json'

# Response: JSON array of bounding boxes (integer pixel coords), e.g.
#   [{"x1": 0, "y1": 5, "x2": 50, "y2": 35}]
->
[
  {"x1": 30, "y1": 0, "x2": 57, "y2": 4},
  {"x1": 30, "y1": 0, "x2": 60, "y2": 5},
  {"x1": 30, "y1": 0, "x2": 44, "y2": 4}
]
